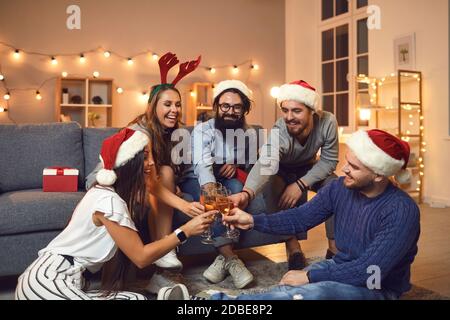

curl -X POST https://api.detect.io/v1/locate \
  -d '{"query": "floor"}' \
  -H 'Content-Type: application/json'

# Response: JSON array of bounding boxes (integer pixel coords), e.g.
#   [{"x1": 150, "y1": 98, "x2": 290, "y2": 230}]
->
[{"x1": 1, "y1": 204, "x2": 449, "y2": 299}]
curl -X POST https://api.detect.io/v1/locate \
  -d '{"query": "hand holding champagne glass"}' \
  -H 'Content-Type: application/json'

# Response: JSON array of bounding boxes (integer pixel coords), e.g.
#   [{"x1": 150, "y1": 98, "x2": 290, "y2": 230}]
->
[
  {"x1": 199, "y1": 183, "x2": 222, "y2": 244},
  {"x1": 216, "y1": 187, "x2": 239, "y2": 239}
]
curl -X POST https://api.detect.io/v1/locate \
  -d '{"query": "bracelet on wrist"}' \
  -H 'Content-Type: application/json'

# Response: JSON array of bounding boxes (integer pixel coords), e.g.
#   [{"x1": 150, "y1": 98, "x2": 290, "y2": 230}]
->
[
  {"x1": 295, "y1": 180, "x2": 306, "y2": 192},
  {"x1": 242, "y1": 189, "x2": 253, "y2": 201}
]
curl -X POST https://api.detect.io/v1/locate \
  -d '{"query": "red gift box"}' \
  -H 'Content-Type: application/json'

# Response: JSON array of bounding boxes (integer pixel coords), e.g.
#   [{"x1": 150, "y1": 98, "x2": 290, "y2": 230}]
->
[{"x1": 43, "y1": 167, "x2": 79, "y2": 192}]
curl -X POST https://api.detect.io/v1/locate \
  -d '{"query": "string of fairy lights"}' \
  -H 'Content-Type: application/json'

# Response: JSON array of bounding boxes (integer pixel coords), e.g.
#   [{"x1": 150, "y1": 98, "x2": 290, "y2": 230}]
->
[
  {"x1": 0, "y1": 41, "x2": 261, "y2": 114},
  {"x1": 356, "y1": 72, "x2": 426, "y2": 195}
]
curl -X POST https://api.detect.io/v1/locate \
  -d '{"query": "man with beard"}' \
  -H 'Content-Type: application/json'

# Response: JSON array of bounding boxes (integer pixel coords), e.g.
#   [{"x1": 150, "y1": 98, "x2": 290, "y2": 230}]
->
[
  {"x1": 179, "y1": 80, "x2": 255, "y2": 289},
  {"x1": 210, "y1": 129, "x2": 420, "y2": 300},
  {"x1": 229, "y1": 80, "x2": 339, "y2": 270}
]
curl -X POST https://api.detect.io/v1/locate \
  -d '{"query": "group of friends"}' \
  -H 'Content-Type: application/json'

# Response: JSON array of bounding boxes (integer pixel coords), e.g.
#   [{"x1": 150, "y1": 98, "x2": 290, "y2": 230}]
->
[{"x1": 15, "y1": 52, "x2": 420, "y2": 300}]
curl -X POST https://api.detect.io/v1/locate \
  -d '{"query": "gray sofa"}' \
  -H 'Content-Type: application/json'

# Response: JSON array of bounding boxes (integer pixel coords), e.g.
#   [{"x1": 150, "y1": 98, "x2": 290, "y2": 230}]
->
[{"x1": 0, "y1": 122, "x2": 287, "y2": 277}]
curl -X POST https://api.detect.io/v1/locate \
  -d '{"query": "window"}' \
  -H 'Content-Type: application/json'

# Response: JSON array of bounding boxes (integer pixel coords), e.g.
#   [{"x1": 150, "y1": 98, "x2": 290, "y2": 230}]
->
[
  {"x1": 320, "y1": 0, "x2": 369, "y2": 129},
  {"x1": 321, "y1": 0, "x2": 349, "y2": 21},
  {"x1": 321, "y1": 24, "x2": 349, "y2": 126}
]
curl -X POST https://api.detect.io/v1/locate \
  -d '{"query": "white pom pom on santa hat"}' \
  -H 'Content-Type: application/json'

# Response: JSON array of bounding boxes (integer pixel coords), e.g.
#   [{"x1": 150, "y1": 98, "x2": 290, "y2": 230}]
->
[
  {"x1": 395, "y1": 168, "x2": 412, "y2": 184},
  {"x1": 96, "y1": 169, "x2": 117, "y2": 186},
  {"x1": 96, "y1": 128, "x2": 149, "y2": 186}
]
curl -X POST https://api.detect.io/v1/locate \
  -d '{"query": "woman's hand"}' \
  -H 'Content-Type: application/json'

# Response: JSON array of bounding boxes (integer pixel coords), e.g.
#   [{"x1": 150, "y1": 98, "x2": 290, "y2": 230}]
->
[
  {"x1": 182, "y1": 210, "x2": 217, "y2": 237},
  {"x1": 181, "y1": 201, "x2": 205, "y2": 218}
]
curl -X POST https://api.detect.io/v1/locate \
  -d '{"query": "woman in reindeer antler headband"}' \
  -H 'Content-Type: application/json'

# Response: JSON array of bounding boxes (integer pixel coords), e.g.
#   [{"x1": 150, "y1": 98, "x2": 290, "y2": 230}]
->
[{"x1": 86, "y1": 52, "x2": 203, "y2": 274}]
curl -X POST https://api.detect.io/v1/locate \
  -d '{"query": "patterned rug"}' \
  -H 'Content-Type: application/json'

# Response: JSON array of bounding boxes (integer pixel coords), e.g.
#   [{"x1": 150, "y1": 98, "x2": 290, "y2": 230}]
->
[{"x1": 161, "y1": 257, "x2": 449, "y2": 300}]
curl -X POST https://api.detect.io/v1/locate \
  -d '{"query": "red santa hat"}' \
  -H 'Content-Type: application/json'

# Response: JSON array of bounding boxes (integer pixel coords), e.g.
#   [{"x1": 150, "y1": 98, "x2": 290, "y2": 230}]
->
[
  {"x1": 96, "y1": 128, "x2": 149, "y2": 186},
  {"x1": 277, "y1": 80, "x2": 320, "y2": 111},
  {"x1": 346, "y1": 129, "x2": 411, "y2": 184},
  {"x1": 213, "y1": 80, "x2": 252, "y2": 100}
]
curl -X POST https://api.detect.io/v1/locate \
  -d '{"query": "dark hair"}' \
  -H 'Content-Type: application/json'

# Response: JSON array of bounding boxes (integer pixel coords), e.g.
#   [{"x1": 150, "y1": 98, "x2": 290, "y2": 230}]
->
[
  {"x1": 128, "y1": 84, "x2": 182, "y2": 175},
  {"x1": 213, "y1": 88, "x2": 252, "y2": 115},
  {"x1": 100, "y1": 150, "x2": 150, "y2": 294}
]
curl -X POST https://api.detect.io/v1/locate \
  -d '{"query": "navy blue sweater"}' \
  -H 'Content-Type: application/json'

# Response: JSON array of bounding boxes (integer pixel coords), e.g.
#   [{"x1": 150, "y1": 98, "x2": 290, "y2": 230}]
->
[{"x1": 253, "y1": 177, "x2": 420, "y2": 295}]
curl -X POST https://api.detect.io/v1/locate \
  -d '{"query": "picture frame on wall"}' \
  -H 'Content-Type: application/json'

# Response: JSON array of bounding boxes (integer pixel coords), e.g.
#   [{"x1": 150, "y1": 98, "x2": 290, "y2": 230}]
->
[{"x1": 394, "y1": 33, "x2": 416, "y2": 70}]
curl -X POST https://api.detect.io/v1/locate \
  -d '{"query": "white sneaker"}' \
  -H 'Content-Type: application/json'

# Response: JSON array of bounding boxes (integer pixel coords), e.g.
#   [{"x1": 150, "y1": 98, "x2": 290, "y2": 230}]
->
[
  {"x1": 203, "y1": 255, "x2": 227, "y2": 283},
  {"x1": 154, "y1": 249, "x2": 183, "y2": 270},
  {"x1": 225, "y1": 257, "x2": 254, "y2": 289},
  {"x1": 145, "y1": 273, "x2": 177, "y2": 294},
  {"x1": 157, "y1": 284, "x2": 190, "y2": 300}
]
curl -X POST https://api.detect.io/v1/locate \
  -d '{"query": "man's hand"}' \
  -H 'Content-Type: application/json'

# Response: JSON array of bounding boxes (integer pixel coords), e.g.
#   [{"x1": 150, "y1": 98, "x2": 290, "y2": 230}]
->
[
  {"x1": 218, "y1": 164, "x2": 237, "y2": 179},
  {"x1": 228, "y1": 192, "x2": 250, "y2": 209},
  {"x1": 222, "y1": 207, "x2": 254, "y2": 230},
  {"x1": 278, "y1": 183, "x2": 303, "y2": 210},
  {"x1": 279, "y1": 270, "x2": 310, "y2": 287},
  {"x1": 182, "y1": 201, "x2": 205, "y2": 218}
]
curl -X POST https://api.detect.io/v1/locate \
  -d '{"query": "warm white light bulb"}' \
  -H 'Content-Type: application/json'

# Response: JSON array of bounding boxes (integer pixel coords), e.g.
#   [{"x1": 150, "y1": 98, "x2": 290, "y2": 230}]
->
[
  {"x1": 0, "y1": 106, "x2": 5, "y2": 112},
  {"x1": 13, "y1": 49, "x2": 20, "y2": 59},
  {"x1": 270, "y1": 87, "x2": 280, "y2": 99},
  {"x1": 61, "y1": 71, "x2": 68, "y2": 78},
  {"x1": 4, "y1": 92, "x2": 11, "y2": 100},
  {"x1": 190, "y1": 90, "x2": 197, "y2": 98},
  {"x1": 104, "y1": 51, "x2": 111, "y2": 58},
  {"x1": 79, "y1": 54, "x2": 86, "y2": 63},
  {"x1": 141, "y1": 92, "x2": 149, "y2": 102},
  {"x1": 251, "y1": 64, "x2": 260, "y2": 70},
  {"x1": 0, "y1": 74, "x2": 4, "y2": 81},
  {"x1": 127, "y1": 58, "x2": 134, "y2": 65},
  {"x1": 116, "y1": 87, "x2": 124, "y2": 94},
  {"x1": 232, "y1": 66, "x2": 239, "y2": 74},
  {"x1": 93, "y1": 71, "x2": 100, "y2": 78},
  {"x1": 360, "y1": 109, "x2": 371, "y2": 121},
  {"x1": 36, "y1": 91, "x2": 42, "y2": 100},
  {"x1": 209, "y1": 67, "x2": 216, "y2": 74},
  {"x1": 152, "y1": 53, "x2": 159, "y2": 61},
  {"x1": 51, "y1": 57, "x2": 58, "y2": 65}
]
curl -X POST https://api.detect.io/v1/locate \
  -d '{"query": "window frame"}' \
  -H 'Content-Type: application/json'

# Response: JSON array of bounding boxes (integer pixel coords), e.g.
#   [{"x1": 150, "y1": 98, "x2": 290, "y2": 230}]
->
[{"x1": 318, "y1": 0, "x2": 369, "y2": 132}]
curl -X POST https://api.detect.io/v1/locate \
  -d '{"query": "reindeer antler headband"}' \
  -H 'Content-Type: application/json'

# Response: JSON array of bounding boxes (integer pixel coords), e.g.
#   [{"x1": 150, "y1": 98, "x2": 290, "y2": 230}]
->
[{"x1": 150, "y1": 52, "x2": 202, "y2": 100}]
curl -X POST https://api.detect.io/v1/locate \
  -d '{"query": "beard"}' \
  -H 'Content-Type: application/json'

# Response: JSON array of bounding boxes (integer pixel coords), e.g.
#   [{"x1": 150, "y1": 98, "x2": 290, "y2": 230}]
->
[
  {"x1": 343, "y1": 174, "x2": 374, "y2": 191},
  {"x1": 215, "y1": 113, "x2": 246, "y2": 134}
]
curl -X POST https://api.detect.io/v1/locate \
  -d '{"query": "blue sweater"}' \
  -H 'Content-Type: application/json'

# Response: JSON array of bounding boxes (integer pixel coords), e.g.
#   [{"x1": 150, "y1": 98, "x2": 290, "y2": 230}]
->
[{"x1": 253, "y1": 177, "x2": 420, "y2": 295}]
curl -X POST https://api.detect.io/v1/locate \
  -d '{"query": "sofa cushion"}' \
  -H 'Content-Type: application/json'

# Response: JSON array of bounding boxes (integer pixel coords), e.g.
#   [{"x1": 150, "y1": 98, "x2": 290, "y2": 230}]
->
[
  {"x1": 83, "y1": 127, "x2": 118, "y2": 181},
  {"x1": 0, "y1": 122, "x2": 84, "y2": 193},
  {"x1": 0, "y1": 189, "x2": 85, "y2": 235}
]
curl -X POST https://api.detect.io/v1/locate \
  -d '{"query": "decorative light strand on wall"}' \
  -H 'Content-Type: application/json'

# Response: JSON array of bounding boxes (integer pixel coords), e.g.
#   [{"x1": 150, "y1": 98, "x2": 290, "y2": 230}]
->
[
  {"x1": 0, "y1": 41, "x2": 261, "y2": 75},
  {"x1": 0, "y1": 41, "x2": 261, "y2": 110}
]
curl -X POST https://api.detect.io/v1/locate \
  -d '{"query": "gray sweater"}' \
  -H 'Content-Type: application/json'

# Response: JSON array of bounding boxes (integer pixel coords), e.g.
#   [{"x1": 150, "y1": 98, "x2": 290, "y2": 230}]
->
[{"x1": 245, "y1": 111, "x2": 339, "y2": 194}]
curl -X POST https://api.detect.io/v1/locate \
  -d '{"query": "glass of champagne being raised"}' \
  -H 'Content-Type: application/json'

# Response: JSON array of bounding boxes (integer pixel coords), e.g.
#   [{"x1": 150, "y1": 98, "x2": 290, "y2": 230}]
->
[
  {"x1": 216, "y1": 187, "x2": 239, "y2": 239},
  {"x1": 199, "y1": 183, "x2": 221, "y2": 244}
]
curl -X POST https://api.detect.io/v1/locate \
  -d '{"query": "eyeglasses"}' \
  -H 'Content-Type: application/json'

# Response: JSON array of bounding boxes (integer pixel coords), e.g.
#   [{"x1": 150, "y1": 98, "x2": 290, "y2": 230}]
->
[{"x1": 218, "y1": 103, "x2": 244, "y2": 113}]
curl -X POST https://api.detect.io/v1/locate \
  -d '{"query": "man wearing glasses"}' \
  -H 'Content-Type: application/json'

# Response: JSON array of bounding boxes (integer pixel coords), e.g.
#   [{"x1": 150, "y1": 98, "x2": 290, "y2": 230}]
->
[
  {"x1": 229, "y1": 80, "x2": 339, "y2": 271},
  {"x1": 179, "y1": 80, "x2": 255, "y2": 289}
]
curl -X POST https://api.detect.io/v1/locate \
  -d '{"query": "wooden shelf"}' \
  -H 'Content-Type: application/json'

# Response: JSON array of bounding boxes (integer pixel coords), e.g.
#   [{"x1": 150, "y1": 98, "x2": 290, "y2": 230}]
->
[
  {"x1": 355, "y1": 70, "x2": 424, "y2": 204},
  {"x1": 56, "y1": 77, "x2": 115, "y2": 128}
]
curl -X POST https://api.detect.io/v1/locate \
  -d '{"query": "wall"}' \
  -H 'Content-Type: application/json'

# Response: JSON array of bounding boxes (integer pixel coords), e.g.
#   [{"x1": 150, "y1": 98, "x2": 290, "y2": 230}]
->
[
  {"x1": 0, "y1": 0, "x2": 285, "y2": 129},
  {"x1": 369, "y1": 0, "x2": 449, "y2": 206},
  {"x1": 285, "y1": 0, "x2": 449, "y2": 206}
]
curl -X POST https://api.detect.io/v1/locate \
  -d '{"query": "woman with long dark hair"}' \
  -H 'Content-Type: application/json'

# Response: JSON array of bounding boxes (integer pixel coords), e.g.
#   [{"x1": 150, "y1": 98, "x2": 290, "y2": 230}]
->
[
  {"x1": 86, "y1": 52, "x2": 203, "y2": 270},
  {"x1": 15, "y1": 128, "x2": 214, "y2": 300}
]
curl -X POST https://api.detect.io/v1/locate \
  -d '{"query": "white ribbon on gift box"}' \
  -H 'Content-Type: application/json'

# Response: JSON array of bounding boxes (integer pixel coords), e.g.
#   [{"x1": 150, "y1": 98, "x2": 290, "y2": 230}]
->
[{"x1": 43, "y1": 168, "x2": 79, "y2": 176}]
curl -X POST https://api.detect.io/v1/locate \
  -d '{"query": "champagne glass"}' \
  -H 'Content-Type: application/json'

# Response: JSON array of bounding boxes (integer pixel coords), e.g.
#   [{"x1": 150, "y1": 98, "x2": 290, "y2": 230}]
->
[
  {"x1": 199, "y1": 184, "x2": 219, "y2": 244},
  {"x1": 217, "y1": 187, "x2": 240, "y2": 239}
]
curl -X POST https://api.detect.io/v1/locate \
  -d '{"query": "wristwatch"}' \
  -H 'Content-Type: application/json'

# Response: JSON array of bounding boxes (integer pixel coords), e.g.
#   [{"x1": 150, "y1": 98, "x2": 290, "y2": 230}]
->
[{"x1": 174, "y1": 228, "x2": 188, "y2": 244}]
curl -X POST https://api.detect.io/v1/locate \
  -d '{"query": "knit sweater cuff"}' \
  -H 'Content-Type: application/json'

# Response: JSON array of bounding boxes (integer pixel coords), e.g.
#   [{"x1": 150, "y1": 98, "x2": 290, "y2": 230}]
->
[
  {"x1": 252, "y1": 214, "x2": 270, "y2": 232},
  {"x1": 308, "y1": 268, "x2": 331, "y2": 283}
]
